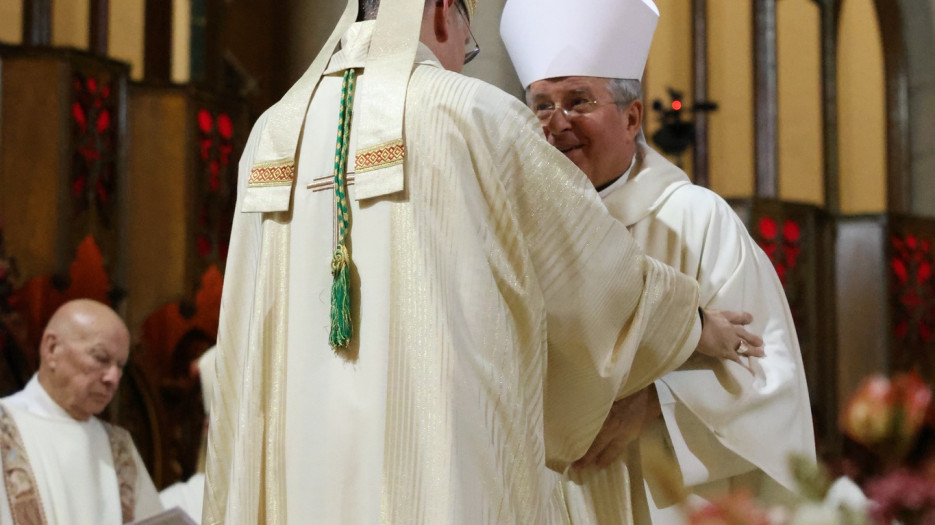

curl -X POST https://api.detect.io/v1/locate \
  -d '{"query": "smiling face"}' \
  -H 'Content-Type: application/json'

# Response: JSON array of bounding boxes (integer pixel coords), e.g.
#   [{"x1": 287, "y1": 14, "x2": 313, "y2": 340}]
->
[
  {"x1": 38, "y1": 300, "x2": 130, "y2": 421},
  {"x1": 527, "y1": 76, "x2": 643, "y2": 189}
]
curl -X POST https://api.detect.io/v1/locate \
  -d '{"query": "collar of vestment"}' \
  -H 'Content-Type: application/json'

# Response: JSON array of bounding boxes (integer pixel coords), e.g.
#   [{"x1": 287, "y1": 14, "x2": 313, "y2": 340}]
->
[
  {"x1": 243, "y1": 0, "x2": 429, "y2": 213},
  {"x1": 4, "y1": 375, "x2": 87, "y2": 423},
  {"x1": 601, "y1": 142, "x2": 691, "y2": 227},
  {"x1": 597, "y1": 154, "x2": 637, "y2": 199},
  {"x1": 324, "y1": 22, "x2": 443, "y2": 75}
]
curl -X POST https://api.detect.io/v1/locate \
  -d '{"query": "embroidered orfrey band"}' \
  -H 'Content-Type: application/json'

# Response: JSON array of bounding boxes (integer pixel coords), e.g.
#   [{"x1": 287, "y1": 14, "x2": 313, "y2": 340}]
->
[
  {"x1": 103, "y1": 423, "x2": 137, "y2": 524},
  {"x1": 248, "y1": 160, "x2": 295, "y2": 188},
  {"x1": 355, "y1": 139, "x2": 405, "y2": 174},
  {"x1": 0, "y1": 404, "x2": 48, "y2": 525}
]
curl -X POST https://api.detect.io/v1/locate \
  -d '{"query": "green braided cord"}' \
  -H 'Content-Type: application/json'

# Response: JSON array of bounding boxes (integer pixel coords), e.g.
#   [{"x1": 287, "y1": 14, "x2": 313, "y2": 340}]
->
[{"x1": 330, "y1": 68, "x2": 356, "y2": 348}]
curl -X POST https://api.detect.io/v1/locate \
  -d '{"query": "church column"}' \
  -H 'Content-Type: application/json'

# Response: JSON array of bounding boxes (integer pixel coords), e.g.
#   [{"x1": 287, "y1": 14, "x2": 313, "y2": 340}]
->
[
  {"x1": 22, "y1": 0, "x2": 52, "y2": 46},
  {"x1": 692, "y1": 0, "x2": 710, "y2": 187},
  {"x1": 872, "y1": 0, "x2": 911, "y2": 214},
  {"x1": 89, "y1": 0, "x2": 109, "y2": 55},
  {"x1": 817, "y1": 0, "x2": 840, "y2": 213},
  {"x1": 753, "y1": 0, "x2": 779, "y2": 198},
  {"x1": 144, "y1": 0, "x2": 173, "y2": 83}
]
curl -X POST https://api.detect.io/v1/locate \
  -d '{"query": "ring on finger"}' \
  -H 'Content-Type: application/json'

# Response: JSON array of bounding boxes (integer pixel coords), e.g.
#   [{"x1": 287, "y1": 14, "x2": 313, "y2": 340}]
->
[{"x1": 737, "y1": 340, "x2": 749, "y2": 355}]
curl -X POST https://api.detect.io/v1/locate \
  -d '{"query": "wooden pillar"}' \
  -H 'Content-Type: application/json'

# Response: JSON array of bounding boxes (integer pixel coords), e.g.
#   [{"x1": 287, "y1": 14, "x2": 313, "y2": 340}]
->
[
  {"x1": 204, "y1": 0, "x2": 224, "y2": 91},
  {"x1": 817, "y1": 0, "x2": 841, "y2": 213},
  {"x1": 753, "y1": 0, "x2": 779, "y2": 198},
  {"x1": 89, "y1": 0, "x2": 110, "y2": 55},
  {"x1": 22, "y1": 0, "x2": 52, "y2": 47},
  {"x1": 144, "y1": 0, "x2": 173, "y2": 83},
  {"x1": 692, "y1": 0, "x2": 709, "y2": 187}
]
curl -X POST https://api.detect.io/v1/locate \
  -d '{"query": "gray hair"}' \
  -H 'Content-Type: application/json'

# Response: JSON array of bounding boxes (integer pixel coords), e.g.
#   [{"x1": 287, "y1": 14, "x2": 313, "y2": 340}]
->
[
  {"x1": 523, "y1": 77, "x2": 642, "y2": 110},
  {"x1": 358, "y1": 0, "x2": 380, "y2": 20},
  {"x1": 606, "y1": 78, "x2": 642, "y2": 110},
  {"x1": 358, "y1": 0, "x2": 436, "y2": 21}
]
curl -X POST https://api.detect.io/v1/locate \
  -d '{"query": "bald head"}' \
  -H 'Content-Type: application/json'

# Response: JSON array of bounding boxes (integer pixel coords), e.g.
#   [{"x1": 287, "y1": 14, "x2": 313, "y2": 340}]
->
[{"x1": 38, "y1": 299, "x2": 130, "y2": 421}]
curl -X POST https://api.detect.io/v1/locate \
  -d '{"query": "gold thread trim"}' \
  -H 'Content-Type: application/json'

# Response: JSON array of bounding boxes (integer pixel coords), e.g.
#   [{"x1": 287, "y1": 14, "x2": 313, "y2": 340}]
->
[
  {"x1": 103, "y1": 423, "x2": 137, "y2": 524},
  {"x1": 248, "y1": 161, "x2": 295, "y2": 187},
  {"x1": 355, "y1": 140, "x2": 405, "y2": 174},
  {"x1": 309, "y1": 176, "x2": 356, "y2": 193},
  {"x1": 0, "y1": 404, "x2": 48, "y2": 525}
]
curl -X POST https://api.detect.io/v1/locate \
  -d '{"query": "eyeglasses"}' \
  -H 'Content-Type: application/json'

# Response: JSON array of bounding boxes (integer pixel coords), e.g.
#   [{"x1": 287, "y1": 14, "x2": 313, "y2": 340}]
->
[
  {"x1": 531, "y1": 98, "x2": 617, "y2": 123},
  {"x1": 454, "y1": 0, "x2": 480, "y2": 64}
]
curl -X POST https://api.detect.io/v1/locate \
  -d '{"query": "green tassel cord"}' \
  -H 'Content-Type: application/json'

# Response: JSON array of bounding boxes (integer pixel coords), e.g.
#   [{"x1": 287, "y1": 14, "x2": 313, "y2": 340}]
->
[{"x1": 330, "y1": 68, "x2": 356, "y2": 349}]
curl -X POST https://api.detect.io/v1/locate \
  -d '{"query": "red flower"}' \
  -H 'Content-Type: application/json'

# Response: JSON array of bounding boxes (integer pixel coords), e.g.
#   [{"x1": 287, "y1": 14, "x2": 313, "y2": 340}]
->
[
  {"x1": 101, "y1": 84, "x2": 111, "y2": 98},
  {"x1": 97, "y1": 109, "x2": 111, "y2": 133},
  {"x1": 87, "y1": 77, "x2": 98, "y2": 93},
  {"x1": 865, "y1": 469, "x2": 935, "y2": 525},
  {"x1": 782, "y1": 219, "x2": 800, "y2": 243},
  {"x1": 892, "y1": 372, "x2": 933, "y2": 442},
  {"x1": 200, "y1": 138, "x2": 213, "y2": 161},
  {"x1": 919, "y1": 262, "x2": 932, "y2": 283},
  {"x1": 840, "y1": 374, "x2": 894, "y2": 446},
  {"x1": 217, "y1": 113, "x2": 233, "y2": 140},
  {"x1": 759, "y1": 217, "x2": 778, "y2": 240},
  {"x1": 72, "y1": 102, "x2": 86, "y2": 132},
  {"x1": 687, "y1": 489, "x2": 772, "y2": 525},
  {"x1": 198, "y1": 109, "x2": 214, "y2": 134},
  {"x1": 892, "y1": 258, "x2": 909, "y2": 283}
]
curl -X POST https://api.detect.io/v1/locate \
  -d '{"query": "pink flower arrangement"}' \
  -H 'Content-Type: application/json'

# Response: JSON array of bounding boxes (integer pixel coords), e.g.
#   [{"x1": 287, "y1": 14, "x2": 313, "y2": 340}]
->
[
  {"x1": 864, "y1": 469, "x2": 935, "y2": 525},
  {"x1": 840, "y1": 371, "x2": 933, "y2": 460},
  {"x1": 687, "y1": 490, "x2": 775, "y2": 525}
]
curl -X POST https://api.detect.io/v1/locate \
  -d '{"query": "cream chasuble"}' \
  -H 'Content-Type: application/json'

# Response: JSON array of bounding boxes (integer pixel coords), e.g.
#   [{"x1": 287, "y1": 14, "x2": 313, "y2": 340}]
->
[
  {"x1": 205, "y1": 24, "x2": 705, "y2": 525},
  {"x1": 562, "y1": 143, "x2": 815, "y2": 524},
  {"x1": 0, "y1": 376, "x2": 163, "y2": 524}
]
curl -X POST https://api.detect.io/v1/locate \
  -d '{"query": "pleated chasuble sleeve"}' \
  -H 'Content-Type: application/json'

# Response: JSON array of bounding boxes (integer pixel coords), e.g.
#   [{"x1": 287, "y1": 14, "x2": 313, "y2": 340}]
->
[{"x1": 203, "y1": 111, "x2": 268, "y2": 525}]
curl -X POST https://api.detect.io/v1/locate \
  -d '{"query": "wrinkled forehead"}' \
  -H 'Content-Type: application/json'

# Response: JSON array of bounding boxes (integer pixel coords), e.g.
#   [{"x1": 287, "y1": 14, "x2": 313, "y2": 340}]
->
[
  {"x1": 526, "y1": 76, "x2": 610, "y2": 102},
  {"x1": 68, "y1": 320, "x2": 130, "y2": 359}
]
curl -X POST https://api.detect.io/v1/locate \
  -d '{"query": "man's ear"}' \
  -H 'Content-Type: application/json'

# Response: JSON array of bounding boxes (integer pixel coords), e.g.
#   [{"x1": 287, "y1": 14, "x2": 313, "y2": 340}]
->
[
  {"x1": 433, "y1": 0, "x2": 452, "y2": 43},
  {"x1": 626, "y1": 100, "x2": 644, "y2": 134},
  {"x1": 40, "y1": 332, "x2": 58, "y2": 369}
]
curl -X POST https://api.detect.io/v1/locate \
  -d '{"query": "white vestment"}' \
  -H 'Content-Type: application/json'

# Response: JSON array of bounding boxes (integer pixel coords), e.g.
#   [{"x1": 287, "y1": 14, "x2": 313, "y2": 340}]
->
[
  {"x1": 160, "y1": 473, "x2": 204, "y2": 524},
  {"x1": 0, "y1": 376, "x2": 163, "y2": 524},
  {"x1": 563, "y1": 144, "x2": 816, "y2": 524},
  {"x1": 205, "y1": 23, "x2": 705, "y2": 525}
]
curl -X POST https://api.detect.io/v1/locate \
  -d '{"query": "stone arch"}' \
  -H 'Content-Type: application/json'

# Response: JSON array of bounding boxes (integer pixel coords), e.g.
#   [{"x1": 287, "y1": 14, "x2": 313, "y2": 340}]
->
[{"x1": 869, "y1": 0, "x2": 935, "y2": 214}]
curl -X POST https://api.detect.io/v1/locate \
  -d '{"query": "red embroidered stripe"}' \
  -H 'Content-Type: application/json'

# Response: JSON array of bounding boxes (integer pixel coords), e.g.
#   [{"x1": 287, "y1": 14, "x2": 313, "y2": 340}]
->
[
  {"x1": 248, "y1": 163, "x2": 295, "y2": 187},
  {"x1": 355, "y1": 140, "x2": 405, "y2": 173}
]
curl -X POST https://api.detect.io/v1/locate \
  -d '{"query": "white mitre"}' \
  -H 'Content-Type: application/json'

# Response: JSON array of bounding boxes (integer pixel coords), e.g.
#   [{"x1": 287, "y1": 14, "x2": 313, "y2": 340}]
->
[{"x1": 500, "y1": 0, "x2": 659, "y2": 88}]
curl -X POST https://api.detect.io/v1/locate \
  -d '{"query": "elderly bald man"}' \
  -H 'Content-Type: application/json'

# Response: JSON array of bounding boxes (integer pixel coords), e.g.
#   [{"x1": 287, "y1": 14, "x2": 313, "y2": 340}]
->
[{"x1": 0, "y1": 299, "x2": 162, "y2": 524}]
